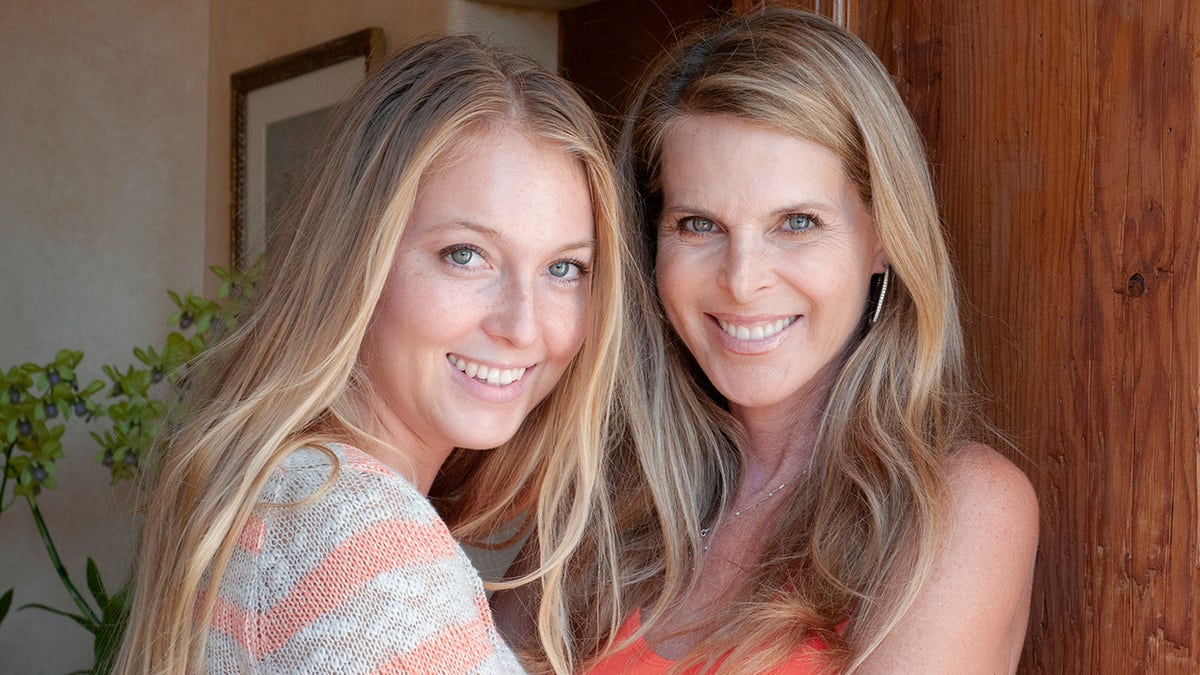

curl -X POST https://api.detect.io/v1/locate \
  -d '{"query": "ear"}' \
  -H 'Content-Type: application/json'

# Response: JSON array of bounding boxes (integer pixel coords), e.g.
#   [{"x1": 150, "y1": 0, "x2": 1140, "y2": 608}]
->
[
  {"x1": 872, "y1": 250, "x2": 889, "y2": 275},
  {"x1": 869, "y1": 227, "x2": 889, "y2": 275},
  {"x1": 868, "y1": 213, "x2": 888, "y2": 271}
]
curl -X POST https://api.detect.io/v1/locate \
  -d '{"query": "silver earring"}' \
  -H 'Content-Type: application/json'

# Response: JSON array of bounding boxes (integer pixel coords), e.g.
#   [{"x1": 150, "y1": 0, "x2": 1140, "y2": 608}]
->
[{"x1": 869, "y1": 265, "x2": 891, "y2": 326}]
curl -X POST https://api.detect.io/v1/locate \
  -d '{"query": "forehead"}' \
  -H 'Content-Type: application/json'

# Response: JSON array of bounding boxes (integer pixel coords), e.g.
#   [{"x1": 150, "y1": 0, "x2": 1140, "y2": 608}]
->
[
  {"x1": 407, "y1": 123, "x2": 595, "y2": 242},
  {"x1": 659, "y1": 115, "x2": 857, "y2": 209}
]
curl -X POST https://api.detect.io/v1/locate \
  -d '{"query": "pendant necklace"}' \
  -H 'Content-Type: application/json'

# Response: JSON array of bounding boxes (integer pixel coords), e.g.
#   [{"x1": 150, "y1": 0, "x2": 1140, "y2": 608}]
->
[{"x1": 699, "y1": 472, "x2": 803, "y2": 554}]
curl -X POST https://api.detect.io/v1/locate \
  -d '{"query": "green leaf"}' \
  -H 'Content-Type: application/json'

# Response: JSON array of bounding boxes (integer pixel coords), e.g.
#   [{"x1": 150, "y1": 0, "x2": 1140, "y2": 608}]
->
[
  {"x1": 194, "y1": 314, "x2": 212, "y2": 334},
  {"x1": 86, "y1": 557, "x2": 108, "y2": 606},
  {"x1": 19, "y1": 602, "x2": 96, "y2": 632},
  {"x1": 92, "y1": 581, "x2": 130, "y2": 673},
  {"x1": 0, "y1": 588, "x2": 12, "y2": 625}
]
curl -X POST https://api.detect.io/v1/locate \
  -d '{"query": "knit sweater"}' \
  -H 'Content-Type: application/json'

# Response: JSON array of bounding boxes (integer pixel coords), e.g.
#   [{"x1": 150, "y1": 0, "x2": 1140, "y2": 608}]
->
[{"x1": 204, "y1": 443, "x2": 525, "y2": 673}]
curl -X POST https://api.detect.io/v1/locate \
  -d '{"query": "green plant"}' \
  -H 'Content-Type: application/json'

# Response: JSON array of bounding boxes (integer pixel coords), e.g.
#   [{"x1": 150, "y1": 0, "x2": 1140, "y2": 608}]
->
[{"x1": 0, "y1": 266, "x2": 253, "y2": 674}]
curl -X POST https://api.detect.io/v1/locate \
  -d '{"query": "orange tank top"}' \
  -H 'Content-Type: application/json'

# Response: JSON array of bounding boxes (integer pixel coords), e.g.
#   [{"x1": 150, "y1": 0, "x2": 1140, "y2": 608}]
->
[{"x1": 585, "y1": 609, "x2": 831, "y2": 674}]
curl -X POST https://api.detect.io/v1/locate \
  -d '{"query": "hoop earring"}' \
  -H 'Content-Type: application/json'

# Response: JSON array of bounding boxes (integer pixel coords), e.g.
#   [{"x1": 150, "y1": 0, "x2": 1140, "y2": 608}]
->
[{"x1": 869, "y1": 265, "x2": 891, "y2": 326}]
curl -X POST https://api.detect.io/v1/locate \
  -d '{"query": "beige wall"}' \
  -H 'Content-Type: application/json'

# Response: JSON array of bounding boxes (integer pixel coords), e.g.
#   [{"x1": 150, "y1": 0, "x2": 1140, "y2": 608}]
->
[
  {"x1": 0, "y1": 1, "x2": 209, "y2": 672},
  {"x1": 2, "y1": 1, "x2": 557, "y2": 669}
]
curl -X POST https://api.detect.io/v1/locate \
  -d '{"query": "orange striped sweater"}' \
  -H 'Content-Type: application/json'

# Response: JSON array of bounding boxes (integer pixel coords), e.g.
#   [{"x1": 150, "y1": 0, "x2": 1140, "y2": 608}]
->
[{"x1": 204, "y1": 443, "x2": 524, "y2": 673}]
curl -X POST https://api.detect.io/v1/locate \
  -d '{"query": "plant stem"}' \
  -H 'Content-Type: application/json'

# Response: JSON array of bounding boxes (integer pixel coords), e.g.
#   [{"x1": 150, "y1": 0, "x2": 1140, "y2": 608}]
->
[
  {"x1": 27, "y1": 495, "x2": 100, "y2": 626},
  {"x1": 0, "y1": 441, "x2": 13, "y2": 514}
]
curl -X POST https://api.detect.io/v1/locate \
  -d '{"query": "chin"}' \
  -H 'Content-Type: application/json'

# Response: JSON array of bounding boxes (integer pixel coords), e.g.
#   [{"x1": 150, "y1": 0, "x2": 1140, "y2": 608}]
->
[{"x1": 453, "y1": 426, "x2": 524, "y2": 452}]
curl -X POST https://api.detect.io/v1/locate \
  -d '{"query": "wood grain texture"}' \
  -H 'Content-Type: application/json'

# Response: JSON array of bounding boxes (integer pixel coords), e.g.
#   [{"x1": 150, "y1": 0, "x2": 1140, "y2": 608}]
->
[{"x1": 849, "y1": 0, "x2": 1200, "y2": 671}]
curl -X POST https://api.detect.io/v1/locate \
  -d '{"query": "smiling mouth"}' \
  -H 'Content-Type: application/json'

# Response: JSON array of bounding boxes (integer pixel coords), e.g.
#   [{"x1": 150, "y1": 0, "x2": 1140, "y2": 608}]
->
[
  {"x1": 448, "y1": 354, "x2": 528, "y2": 387},
  {"x1": 716, "y1": 316, "x2": 798, "y2": 341}
]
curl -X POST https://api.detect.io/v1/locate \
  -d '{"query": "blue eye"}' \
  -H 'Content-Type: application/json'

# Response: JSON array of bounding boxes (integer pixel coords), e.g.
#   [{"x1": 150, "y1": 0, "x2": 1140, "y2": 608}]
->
[
  {"x1": 682, "y1": 216, "x2": 716, "y2": 233},
  {"x1": 548, "y1": 259, "x2": 587, "y2": 280},
  {"x1": 783, "y1": 214, "x2": 816, "y2": 232},
  {"x1": 449, "y1": 249, "x2": 474, "y2": 265}
]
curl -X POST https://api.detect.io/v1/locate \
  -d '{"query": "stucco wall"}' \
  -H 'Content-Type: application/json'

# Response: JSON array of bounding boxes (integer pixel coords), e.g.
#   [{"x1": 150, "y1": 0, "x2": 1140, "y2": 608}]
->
[{"x1": 0, "y1": 1, "x2": 209, "y2": 672}]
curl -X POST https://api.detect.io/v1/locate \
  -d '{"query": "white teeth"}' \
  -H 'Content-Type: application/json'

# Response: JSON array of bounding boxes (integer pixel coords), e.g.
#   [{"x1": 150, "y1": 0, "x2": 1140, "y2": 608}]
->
[
  {"x1": 449, "y1": 355, "x2": 527, "y2": 387},
  {"x1": 718, "y1": 316, "x2": 797, "y2": 340}
]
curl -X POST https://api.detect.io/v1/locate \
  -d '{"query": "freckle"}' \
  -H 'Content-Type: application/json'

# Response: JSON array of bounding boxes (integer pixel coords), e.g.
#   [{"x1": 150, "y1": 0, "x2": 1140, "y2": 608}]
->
[{"x1": 1127, "y1": 273, "x2": 1146, "y2": 297}]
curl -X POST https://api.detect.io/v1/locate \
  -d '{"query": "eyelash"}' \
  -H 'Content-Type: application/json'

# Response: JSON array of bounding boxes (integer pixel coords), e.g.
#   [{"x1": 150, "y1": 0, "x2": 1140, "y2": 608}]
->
[
  {"x1": 675, "y1": 216, "x2": 717, "y2": 235},
  {"x1": 548, "y1": 257, "x2": 591, "y2": 285},
  {"x1": 439, "y1": 244, "x2": 591, "y2": 285},
  {"x1": 782, "y1": 213, "x2": 821, "y2": 232},
  {"x1": 672, "y1": 213, "x2": 823, "y2": 236},
  {"x1": 440, "y1": 244, "x2": 485, "y2": 267}
]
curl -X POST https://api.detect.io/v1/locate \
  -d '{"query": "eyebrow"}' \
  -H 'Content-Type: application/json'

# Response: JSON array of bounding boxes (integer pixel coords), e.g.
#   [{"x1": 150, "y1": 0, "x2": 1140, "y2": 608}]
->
[
  {"x1": 661, "y1": 200, "x2": 842, "y2": 221},
  {"x1": 432, "y1": 220, "x2": 595, "y2": 254}
]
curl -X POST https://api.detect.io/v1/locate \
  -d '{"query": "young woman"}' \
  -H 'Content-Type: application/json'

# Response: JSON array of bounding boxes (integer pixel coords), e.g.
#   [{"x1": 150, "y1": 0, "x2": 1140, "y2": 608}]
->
[
  {"x1": 517, "y1": 9, "x2": 1039, "y2": 674},
  {"x1": 114, "y1": 34, "x2": 629, "y2": 674}
]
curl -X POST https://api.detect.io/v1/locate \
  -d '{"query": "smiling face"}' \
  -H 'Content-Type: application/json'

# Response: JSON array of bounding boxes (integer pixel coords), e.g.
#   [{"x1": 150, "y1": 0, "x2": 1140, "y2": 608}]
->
[
  {"x1": 358, "y1": 123, "x2": 594, "y2": 476},
  {"x1": 655, "y1": 115, "x2": 885, "y2": 419}
]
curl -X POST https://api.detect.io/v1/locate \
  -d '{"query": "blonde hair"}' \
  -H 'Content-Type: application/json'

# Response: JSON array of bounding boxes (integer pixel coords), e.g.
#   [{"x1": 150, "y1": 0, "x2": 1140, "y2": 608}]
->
[
  {"x1": 575, "y1": 8, "x2": 972, "y2": 673},
  {"x1": 115, "y1": 34, "x2": 627, "y2": 674}
]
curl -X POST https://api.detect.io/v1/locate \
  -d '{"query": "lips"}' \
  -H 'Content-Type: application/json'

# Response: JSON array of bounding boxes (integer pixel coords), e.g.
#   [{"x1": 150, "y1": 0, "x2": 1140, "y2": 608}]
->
[{"x1": 447, "y1": 354, "x2": 528, "y2": 386}]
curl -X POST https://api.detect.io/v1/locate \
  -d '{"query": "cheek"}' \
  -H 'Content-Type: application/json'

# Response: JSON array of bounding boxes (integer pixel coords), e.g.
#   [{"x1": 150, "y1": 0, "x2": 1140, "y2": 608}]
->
[
  {"x1": 654, "y1": 244, "x2": 693, "y2": 326},
  {"x1": 543, "y1": 290, "x2": 591, "y2": 363}
]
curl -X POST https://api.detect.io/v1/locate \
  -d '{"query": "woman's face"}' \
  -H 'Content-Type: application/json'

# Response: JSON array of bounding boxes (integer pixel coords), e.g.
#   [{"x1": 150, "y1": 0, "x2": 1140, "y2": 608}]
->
[
  {"x1": 360, "y1": 124, "x2": 595, "y2": 459},
  {"x1": 655, "y1": 115, "x2": 885, "y2": 418}
]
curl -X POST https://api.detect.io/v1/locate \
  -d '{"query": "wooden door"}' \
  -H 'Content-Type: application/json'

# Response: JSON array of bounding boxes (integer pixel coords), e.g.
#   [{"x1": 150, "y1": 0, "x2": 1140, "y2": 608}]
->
[{"x1": 738, "y1": 0, "x2": 1200, "y2": 671}]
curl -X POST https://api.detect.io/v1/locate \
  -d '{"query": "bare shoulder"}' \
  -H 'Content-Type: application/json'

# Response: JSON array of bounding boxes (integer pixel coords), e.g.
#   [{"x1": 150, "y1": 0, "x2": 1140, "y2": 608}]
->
[
  {"x1": 858, "y1": 443, "x2": 1039, "y2": 673},
  {"x1": 944, "y1": 442, "x2": 1039, "y2": 548}
]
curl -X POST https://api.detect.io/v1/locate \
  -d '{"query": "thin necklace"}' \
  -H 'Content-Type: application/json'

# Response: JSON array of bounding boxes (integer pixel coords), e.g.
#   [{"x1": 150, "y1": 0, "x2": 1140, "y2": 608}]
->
[{"x1": 699, "y1": 473, "x2": 803, "y2": 553}]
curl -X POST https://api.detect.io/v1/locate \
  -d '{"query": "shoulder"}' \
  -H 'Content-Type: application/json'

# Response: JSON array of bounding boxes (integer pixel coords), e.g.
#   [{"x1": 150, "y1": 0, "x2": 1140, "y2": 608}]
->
[
  {"x1": 247, "y1": 442, "x2": 469, "y2": 608},
  {"x1": 856, "y1": 442, "x2": 1039, "y2": 673},
  {"x1": 264, "y1": 443, "x2": 434, "y2": 519},
  {"x1": 942, "y1": 442, "x2": 1039, "y2": 550},
  {"x1": 254, "y1": 443, "x2": 452, "y2": 563}
]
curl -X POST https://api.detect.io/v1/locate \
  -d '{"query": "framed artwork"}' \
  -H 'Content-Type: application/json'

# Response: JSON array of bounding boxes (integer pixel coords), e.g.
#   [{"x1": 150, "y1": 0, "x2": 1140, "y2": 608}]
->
[{"x1": 230, "y1": 27, "x2": 384, "y2": 270}]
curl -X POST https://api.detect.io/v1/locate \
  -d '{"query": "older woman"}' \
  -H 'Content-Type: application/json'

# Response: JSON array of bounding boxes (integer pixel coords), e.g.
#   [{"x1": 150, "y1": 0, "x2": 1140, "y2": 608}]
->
[{"x1": 531, "y1": 9, "x2": 1038, "y2": 674}]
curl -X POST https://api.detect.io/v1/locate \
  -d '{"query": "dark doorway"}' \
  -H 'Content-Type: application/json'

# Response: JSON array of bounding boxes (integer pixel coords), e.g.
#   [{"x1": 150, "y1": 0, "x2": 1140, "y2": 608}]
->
[{"x1": 559, "y1": 0, "x2": 731, "y2": 135}]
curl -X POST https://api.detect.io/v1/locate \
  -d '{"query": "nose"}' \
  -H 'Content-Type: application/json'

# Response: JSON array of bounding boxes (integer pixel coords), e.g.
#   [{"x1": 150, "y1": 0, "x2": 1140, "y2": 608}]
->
[
  {"x1": 719, "y1": 233, "x2": 774, "y2": 303},
  {"x1": 482, "y1": 274, "x2": 540, "y2": 348}
]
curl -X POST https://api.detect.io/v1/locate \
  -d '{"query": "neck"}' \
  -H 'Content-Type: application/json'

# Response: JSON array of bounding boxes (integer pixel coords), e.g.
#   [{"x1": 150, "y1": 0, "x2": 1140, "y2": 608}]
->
[
  {"x1": 728, "y1": 377, "x2": 831, "y2": 494},
  {"x1": 373, "y1": 436, "x2": 452, "y2": 495},
  {"x1": 351, "y1": 397, "x2": 453, "y2": 496}
]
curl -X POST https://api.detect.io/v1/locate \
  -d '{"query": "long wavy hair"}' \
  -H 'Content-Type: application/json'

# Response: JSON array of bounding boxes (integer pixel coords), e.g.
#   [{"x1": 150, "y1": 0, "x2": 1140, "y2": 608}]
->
[
  {"x1": 114, "y1": 34, "x2": 628, "y2": 675},
  {"x1": 569, "y1": 8, "x2": 974, "y2": 673}
]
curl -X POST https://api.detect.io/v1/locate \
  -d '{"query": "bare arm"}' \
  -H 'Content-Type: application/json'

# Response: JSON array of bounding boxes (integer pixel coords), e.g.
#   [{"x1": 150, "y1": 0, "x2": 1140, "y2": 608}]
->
[{"x1": 857, "y1": 443, "x2": 1040, "y2": 674}]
